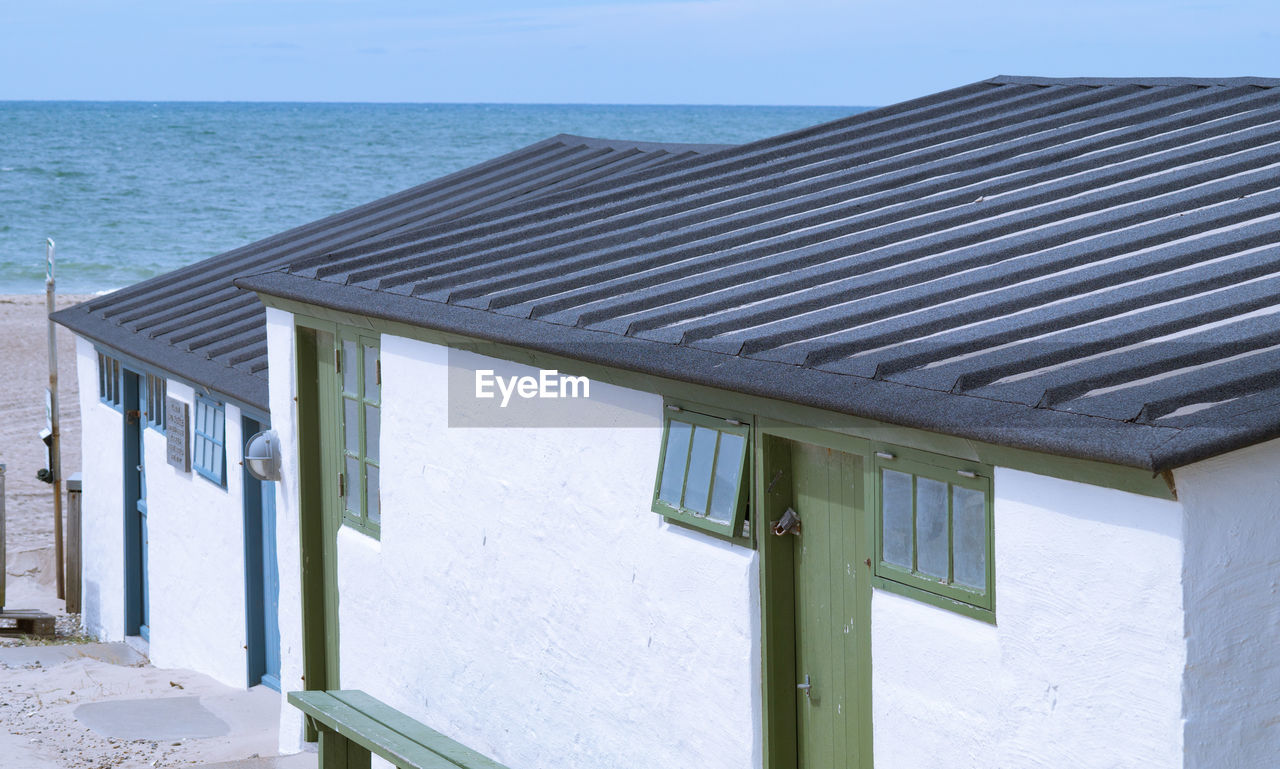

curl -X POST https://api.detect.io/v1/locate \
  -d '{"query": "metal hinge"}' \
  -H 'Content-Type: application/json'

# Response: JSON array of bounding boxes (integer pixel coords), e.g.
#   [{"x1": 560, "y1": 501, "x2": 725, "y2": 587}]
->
[
  {"x1": 335, "y1": 347, "x2": 342, "y2": 373},
  {"x1": 125, "y1": 409, "x2": 141, "y2": 425},
  {"x1": 375, "y1": 359, "x2": 381, "y2": 386},
  {"x1": 338, "y1": 472, "x2": 345, "y2": 497}
]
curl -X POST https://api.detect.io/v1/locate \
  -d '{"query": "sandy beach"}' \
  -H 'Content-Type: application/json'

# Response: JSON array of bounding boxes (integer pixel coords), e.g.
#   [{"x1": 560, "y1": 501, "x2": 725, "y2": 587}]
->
[
  {"x1": 0, "y1": 293, "x2": 85, "y2": 572},
  {"x1": 1, "y1": 293, "x2": 312, "y2": 768}
]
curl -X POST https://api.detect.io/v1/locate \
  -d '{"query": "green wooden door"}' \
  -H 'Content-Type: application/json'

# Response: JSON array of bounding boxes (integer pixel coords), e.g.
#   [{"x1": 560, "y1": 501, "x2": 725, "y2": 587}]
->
[{"x1": 791, "y1": 442, "x2": 871, "y2": 769}]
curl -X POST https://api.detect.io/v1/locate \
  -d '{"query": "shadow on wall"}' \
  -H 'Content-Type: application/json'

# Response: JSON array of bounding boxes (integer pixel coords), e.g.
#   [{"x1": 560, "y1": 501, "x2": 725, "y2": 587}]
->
[{"x1": 83, "y1": 580, "x2": 100, "y2": 637}]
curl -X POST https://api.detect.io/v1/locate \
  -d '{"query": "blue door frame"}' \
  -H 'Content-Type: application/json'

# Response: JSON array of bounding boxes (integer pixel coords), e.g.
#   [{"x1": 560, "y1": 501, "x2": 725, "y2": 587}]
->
[
  {"x1": 243, "y1": 416, "x2": 282, "y2": 690},
  {"x1": 123, "y1": 370, "x2": 149, "y2": 640}
]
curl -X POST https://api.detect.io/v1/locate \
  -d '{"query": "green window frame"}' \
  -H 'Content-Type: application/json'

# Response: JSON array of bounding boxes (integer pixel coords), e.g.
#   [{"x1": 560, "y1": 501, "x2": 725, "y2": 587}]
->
[
  {"x1": 336, "y1": 329, "x2": 381, "y2": 537},
  {"x1": 98, "y1": 351, "x2": 122, "y2": 410},
  {"x1": 872, "y1": 446, "x2": 994, "y2": 621},
  {"x1": 144, "y1": 373, "x2": 166, "y2": 431},
  {"x1": 192, "y1": 394, "x2": 226, "y2": 487},
  {"x1": 651, "y1": 405, "x2": 751, "y2": 539}
]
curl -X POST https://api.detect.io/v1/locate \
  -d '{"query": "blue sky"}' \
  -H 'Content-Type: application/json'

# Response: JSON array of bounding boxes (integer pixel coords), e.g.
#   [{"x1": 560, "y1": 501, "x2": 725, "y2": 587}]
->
[{"x1": 3, "y1": 1, "x2": 1276, "y2": 105}]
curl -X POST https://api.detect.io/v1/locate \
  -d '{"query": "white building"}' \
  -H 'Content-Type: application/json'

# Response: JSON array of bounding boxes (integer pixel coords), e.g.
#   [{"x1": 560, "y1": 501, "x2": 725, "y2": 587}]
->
[
  {"x1": 52, "y1": 135, "x2": 729, "y2": 691},
  {"x1": 236, "y1": 76, "x2": 1280, "y2": 769}
]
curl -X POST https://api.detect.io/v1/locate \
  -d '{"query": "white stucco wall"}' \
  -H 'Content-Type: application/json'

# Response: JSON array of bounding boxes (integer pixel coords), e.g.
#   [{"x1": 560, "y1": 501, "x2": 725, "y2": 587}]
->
[
  {"x1": 1175, "y1": 438, "x2": 1280, "y2": 769},
  {"x1": 75, "y1": 334, "x2": 126, "y2": 641},
  {"x1": 871, "y1": 468, "x2": 1185, "y2": 769},
  {"x1": 267, "y1": 325, "x2": 761, "y2": 768},
  {"x1": 143, "y1": 380, "x2": 249, "y2": 688},
  {"x1": 71, "y1": 335, "x2": 252, "y2": 689},
  {"x1": 266, "y1": 307, "x2": 308, "y2": 753}
]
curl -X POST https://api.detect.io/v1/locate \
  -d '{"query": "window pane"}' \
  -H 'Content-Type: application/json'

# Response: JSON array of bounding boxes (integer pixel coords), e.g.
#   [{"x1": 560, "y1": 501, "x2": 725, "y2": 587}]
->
[
  {"x1": 707, "y1": 432, "x2": 745, "y2": 523},
  {"x1": 683, "y1": 426, "x2": 717, "y2": 515},
  {"x1": 915, "y1": 477, "x2": 949, "y2": 579},
  {"x1": 344, "y1": 398, "x2": 359, "y2": 454},
  {"x1": 658, "y1": 420, "x2": 692, "y2": 506},
  {"x1": 364, "y1": 344, "x2": 379, "y2": 402},
  {"x1": 366, "y1": 463, "x2": 380, "y2": 526},
  {"x1": 882, "y1": 469, "x2": 913, "y2": 569},
  {"x1": 953, "y1": 486, "x2": 987, "y2": 589},
  {"x1": 213, "y1": 408, "x2": 224, "y2": 443},
  {"x1": 194, "y1": 436, "x2": 205, "y2": 471},
  {"x1": 212, "y1": 445, "x2": 223, "y2": 481},
  {"x1": 342, "y1": 339, "x2": 358, "y2": 395},
  {"x1": 365, "y1": 404, "x2": 380, "y2": 463},
  {"x1": 344, "y1": 456, "x2": 361, "y2": 514}
]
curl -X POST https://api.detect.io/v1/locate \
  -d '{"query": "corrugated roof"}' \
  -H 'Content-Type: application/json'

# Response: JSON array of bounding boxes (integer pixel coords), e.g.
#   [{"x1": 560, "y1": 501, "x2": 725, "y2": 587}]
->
[
  {"x1": 52, "y1": 135, "x2": 732, "y2": 411},
  {"x1": 239, "y1": 76, "x2": 1280, "y2": 472}
]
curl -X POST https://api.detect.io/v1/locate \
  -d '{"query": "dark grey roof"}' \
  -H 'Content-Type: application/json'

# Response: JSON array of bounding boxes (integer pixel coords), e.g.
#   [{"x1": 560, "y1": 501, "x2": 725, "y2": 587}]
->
[
  {"x1": 52, "y1": 135, "x2": 732, "y2": 412},
  {"x1": 239, "y1": 76, "x2": 1280, "y2": 472}
]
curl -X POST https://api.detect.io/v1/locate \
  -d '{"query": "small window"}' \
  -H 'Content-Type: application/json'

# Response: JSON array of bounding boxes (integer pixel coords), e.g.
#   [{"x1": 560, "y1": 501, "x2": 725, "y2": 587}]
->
[
  {"x1": 144, "y1": 373, "x2": 166, "y2": 431},
  {"x1": 874, "y1": 448, "x2": 993, "y2": 619},
  {"x1": 337, "y1": 330, "x2": 380, "y2": 536},
  {"x1": 652, "y1": 406, "x2": 750, "y2": 539},
  {"x1": 192, "y1": 394, "x2": 226, "y2": 487},
  {"x1": 98, "y1": 352, "x2": 122, "y2": 409}
]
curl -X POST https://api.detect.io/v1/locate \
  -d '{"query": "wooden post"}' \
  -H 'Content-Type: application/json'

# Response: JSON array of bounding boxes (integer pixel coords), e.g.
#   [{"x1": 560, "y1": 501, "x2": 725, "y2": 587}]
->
[
  {"x1": 46, "y1": 239, "x2": 65, "y2": 600},
  {"x1": 1, "y1": 464, "x2": 7, "y2": 612},
  {"x1": 65, "y1": 474, "x2": 82, "y2": 615}
]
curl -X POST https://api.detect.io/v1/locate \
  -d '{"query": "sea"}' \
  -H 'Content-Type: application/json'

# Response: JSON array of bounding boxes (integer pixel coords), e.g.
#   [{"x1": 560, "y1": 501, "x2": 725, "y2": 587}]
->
[{"x1": 0, "y1": 102, "x2": 864, "y2": 294}]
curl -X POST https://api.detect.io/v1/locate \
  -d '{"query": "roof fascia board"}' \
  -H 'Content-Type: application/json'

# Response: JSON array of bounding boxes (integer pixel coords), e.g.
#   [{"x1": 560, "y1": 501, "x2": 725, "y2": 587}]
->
[{"x1": 253, "y1": 291, "x2": 1176, "y2": 502}]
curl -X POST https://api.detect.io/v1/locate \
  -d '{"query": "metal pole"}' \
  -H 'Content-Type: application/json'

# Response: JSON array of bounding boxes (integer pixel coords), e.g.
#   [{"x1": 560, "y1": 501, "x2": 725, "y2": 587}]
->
[
  {"x1": 1, "y1": 464, "x2": 7, "y2": 611},
  {"x1": 47, "y1": 239, "x2": 65, "y2": 600}
]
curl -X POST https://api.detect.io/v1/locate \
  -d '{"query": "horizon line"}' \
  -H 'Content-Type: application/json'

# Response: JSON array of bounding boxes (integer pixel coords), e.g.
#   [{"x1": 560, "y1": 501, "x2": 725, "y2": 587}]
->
[{"x1": 0, "y1": 98, "x2": 871, "y2": 109}]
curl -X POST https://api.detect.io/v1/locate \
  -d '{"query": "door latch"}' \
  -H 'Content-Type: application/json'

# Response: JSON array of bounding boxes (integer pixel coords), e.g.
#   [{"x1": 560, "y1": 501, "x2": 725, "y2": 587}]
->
[
  {"x1": 797, "y1": 674, "x2": 812, "y2": 698},
  {"x1": 772, "y1": 507, "x2": 801, "y2": 536},
  {"x1": 125, "y1": 409, "x2": 141, "y2": 425}
]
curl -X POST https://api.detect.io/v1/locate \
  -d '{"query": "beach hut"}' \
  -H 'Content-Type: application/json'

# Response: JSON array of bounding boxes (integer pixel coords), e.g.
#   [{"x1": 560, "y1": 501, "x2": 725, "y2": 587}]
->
[
  {"x1": 236, "y1": 77, "x2": 1280, "y2": 768},
  {"x1": 49, "y1": 134, "x2": 731, "y2": 691}
]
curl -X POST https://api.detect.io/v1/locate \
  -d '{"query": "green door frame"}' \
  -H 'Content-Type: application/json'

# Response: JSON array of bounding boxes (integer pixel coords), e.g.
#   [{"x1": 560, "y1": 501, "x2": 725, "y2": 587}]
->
[
  {"x1": 294, "y1": 321, "x2": 342, "y2": 739},
  {"x1": 758, "y1": 420, "x2": 874, "y2": 769}
]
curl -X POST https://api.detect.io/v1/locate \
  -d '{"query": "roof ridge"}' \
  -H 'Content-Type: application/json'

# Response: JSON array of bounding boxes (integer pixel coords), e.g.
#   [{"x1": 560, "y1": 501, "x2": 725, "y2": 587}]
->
[
  {"x1": 548, "y1": 133, "x2": 735, "y2": 154},
  {"x1": 989, "y1": 74, "x2": 1280, "y2": 88}
]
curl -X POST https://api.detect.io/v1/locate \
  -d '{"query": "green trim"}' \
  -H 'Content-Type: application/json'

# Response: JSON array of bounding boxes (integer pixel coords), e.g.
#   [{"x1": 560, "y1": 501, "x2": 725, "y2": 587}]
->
[
  {"x1": 295, "y1": 324, "x2": 341, "y2": 744},
  {"x1": 334, "y1": 327, "x2": 381, "y2": 539},
  {"x1": 651, "y1": 404, "x2": 751, "y2": 540},
  {"x1": 871, "y1": 446, "x2": 995, "y2": 617},
  {"x1": 757, "y1": 425, "x2": 874, "y2": 769},
  {"x1": 257, "y1": 296, "x2": 1176, "y2": 501}
]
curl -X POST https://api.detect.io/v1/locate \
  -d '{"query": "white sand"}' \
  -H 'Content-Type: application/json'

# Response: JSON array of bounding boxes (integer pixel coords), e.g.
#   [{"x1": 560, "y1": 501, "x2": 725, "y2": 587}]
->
[{"x1": 0, "y1": 293, "x2": 84, "y2": 567}]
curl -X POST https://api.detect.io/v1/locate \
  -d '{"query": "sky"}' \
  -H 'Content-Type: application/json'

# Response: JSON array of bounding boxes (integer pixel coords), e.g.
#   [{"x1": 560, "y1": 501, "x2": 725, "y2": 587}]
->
[{"x1": 2, "y1": 0, "x2": 1277, "y2": 105}]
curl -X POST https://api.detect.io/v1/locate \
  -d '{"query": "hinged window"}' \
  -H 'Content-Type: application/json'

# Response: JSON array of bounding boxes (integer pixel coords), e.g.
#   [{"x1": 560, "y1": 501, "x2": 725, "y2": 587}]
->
[
  {"x1": 98, "y1": 352, "x2": 122, "y2": 410},
  {"x1": 193, "y1": 394, "x2": 226, "y2": 487},
  {"x1": 652, "y1": 405, "x2": 750, "y2": 539},
  {"x1": 873, "y1": 447, "x2": 993, "y2": 619},
  {"x1": 337, "y1": 329, "x2": 380, "y2": 537}
]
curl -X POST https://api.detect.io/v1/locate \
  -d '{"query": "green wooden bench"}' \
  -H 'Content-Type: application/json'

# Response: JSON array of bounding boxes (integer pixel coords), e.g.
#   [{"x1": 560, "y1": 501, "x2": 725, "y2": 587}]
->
[{"x1": 289, "y1": 690, "x2": 509, "y2": 769}]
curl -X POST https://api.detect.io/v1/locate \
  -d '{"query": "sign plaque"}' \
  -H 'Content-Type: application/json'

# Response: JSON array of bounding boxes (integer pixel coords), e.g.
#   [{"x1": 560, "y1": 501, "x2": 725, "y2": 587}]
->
[{"x1": 165, "y1": 397, "x2": 189, "y2": 471}]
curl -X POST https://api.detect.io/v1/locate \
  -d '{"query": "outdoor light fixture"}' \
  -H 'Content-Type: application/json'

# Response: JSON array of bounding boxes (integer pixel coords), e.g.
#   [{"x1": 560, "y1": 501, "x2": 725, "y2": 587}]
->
[{"x1": 244, "y1": 430, "x2": 281, "y2": 482}]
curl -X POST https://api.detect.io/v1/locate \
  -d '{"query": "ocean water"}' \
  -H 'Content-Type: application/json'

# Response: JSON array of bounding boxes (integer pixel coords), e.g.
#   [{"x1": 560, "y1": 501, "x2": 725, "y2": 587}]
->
[{"x1": 0, "y1": 102, "x2": 863, "y2": 294}]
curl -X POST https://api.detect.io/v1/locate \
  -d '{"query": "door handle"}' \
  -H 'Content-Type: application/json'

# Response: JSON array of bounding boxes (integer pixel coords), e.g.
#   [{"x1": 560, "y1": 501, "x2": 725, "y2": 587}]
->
[{"x1": 797, "y1": 674, "x2": 812, "y2": 698}]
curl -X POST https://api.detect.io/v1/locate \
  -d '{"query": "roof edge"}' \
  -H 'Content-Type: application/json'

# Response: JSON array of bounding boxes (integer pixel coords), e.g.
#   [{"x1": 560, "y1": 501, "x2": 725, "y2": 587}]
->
[
  {"x1": 990, "y1": 74, "x2": 1280, "y2": 88},
  {"x1": 236, "y1": 270, "x2": 1190, "y2": 473},
  {"x1": 548, "y1": 133, "x2": 735, "y2": 155}
]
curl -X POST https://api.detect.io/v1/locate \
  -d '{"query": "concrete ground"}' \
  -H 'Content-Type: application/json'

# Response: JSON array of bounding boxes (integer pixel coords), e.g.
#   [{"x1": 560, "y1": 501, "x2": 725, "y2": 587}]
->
[{"x1": 1, "y1": 572, "x2": 316, "y2": 769}]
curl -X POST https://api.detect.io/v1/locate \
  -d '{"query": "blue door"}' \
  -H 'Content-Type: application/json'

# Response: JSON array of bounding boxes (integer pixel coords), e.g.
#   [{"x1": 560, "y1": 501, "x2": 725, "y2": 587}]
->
[
  {"x1": 124, "y1": 371, "x2": 149, "y2": 639},
  {"x1": 261, "y1": 479, "x2": 281, "y2": 690},
  {"x1": 243, "y1": 418, "x2": 281, "y2": 690},
  {"x1": 138, "y1": 446, "x2": 149, "y2": 641}
]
